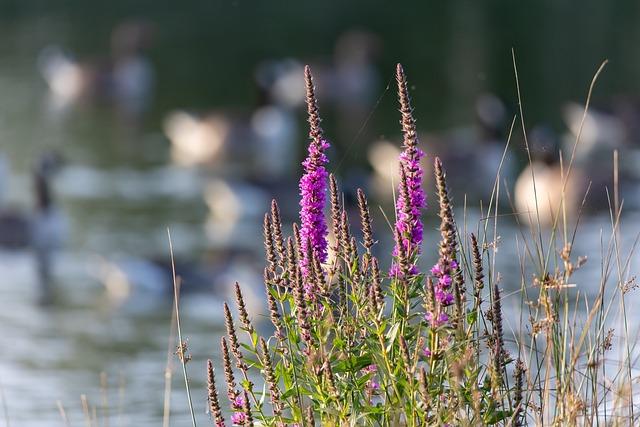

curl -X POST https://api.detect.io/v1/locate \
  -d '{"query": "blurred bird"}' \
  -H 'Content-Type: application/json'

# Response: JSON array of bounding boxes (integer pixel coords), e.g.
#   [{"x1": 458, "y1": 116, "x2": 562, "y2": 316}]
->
[
  {"x1": 562, "y1": 102, "x2": 626, "y2": 164},
  {"x1": 0, "y1": 152, "x2": 67, "y2": 303},
  {"x1": 38, "y1": 20, "x2": 154, "y2": 123},
  {"x1": 514, "y1": 126, "x2": 585, "y2": 228},
  {"x1": 163, "y1": 59, "x2": 302, "y2": 178}
]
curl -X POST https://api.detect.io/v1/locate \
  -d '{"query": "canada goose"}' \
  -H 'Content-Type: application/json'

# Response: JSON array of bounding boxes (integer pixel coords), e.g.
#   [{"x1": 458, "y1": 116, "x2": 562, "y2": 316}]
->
[
  {"x1": 164, "y1": 59, "x2": 302, "y2": 174},
  {"x1": 38, "y1": 20, "x2": 154, "y2": 122},
  {"x1": 514, "y1": 126, "x2": 585, "y2": 228},
  {"x1": 0, "y1": 152, "x2": 67, "y2": 303}
]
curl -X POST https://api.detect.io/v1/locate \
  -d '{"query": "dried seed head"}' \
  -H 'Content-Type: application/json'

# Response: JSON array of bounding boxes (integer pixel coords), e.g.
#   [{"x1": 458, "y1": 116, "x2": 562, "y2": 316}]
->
[
  {"x1": 242, "y1": 390, "x2": 253, "y2": 426},
  {"x1": 206, "y1": 359, "x2": 225, "y2": 426},
  {"x1": 304, "y1": 65, "x2": 323, "y2": 143},
  {"x1": 286, "y1": 236, "x2": 297, "y2": 286},
  {"x1": 470, "y1": 233, "x2": 484, "y2": 308},
  {"x1": 489, "y1": 283, "x2": 507, "y2": 395},
  {"x1": 434, "y1": 157, "x2": 465, "y2": 325},
  {"x1": 396, "y1": 63, "x2": 418, "y2": 151},
  {"x1": 270, "y1": 200, "x2": 285, "y2": 266},
  {"x1": 221, "y1": 336, "x2": 238, "y2": 403},
  {"x1": 394, "y1": 226, "x2": 410, "y2": 278},
  {"x1": 234, "y1": 282, "x2": 254, "y2": 335},
  {"x1": 369, "y1": 257, "x2": 384, "y2": 314},
  {"x1": 292, "y1": 223, "x2": 302, "y2": 262},
  {"x1": 357, "y1": 188, "x2": 374, "y2": 253},
  {"x1": 339, "y1": 210, "x2": 352, "y2": 261},
  {"x1": 513, "y1": 358, "x2": 526, "y2": 427},
  {"x1": 263, "y1": 213, "x2": 277, "y2": 277},
  {"x1": 175, "y1": 340, "x2": 191, "y2": 364},
  {"x1": 263, "y1": 275, "x2": 284, "y2": 341},
  {"x1": 223, "y1": 302, "x2": 246, "y2": 371},
  {"x1": 293, "y1": 267, "x2": 313, "y2": 350},
  {"x1": 329, "y1": 174, "x2": 341, "y2": 255},
  {"x1": 259, "y1": 337, "x2": 282, "y2": 417}
]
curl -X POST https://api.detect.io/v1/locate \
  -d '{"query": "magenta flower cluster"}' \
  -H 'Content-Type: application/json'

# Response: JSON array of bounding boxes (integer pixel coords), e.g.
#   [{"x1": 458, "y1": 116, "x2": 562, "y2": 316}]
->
[
  {"x1": 396, "y1": 149, "x2": 426, "y2": 250},
  {"x1": 230, "y1": 412, "x2": 246, "y2": 425},
  {"x1": 424, "y1": 259, "x2": 456, "y2": 327},
  {"x1": 230, "y1": 395, "x2": 246, "y2": 425},
  {"x1": 390, "y1": 147, "x2": 426, "y2": 277},
  {"x1": 430, "y1": 260, "x2": 456, "y2": 307},
  {"x1": 299, "y1": 138, "x2": 330, "y2": 278}
]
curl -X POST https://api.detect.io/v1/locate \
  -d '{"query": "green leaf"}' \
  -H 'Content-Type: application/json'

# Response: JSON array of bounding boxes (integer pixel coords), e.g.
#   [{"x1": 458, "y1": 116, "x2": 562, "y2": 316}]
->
[
  {"x1": 334, "y1": 354, "x2": 372, "y2": 373},
  {"x1": 466, "y1": 309, "x2": 478, "y2": 325},
  {"x1": 484, "y1": 409, "x2": 512, "y2": 424},
  {"x1": 385, "y1": 323, "x2": 401, "y2": 352},
  {"x1": 281, "y1": 387, "x2": 298, "y2": 400}
]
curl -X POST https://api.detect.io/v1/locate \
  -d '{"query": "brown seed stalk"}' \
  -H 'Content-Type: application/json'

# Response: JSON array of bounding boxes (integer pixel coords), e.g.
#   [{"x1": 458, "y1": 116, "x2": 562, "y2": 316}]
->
[
  {"x1": 357, "y1": 188, "x2": 374, "y2": 255},
  {"x1": 292, "y1": 223, "x2": 302, "y2": 262},
  {"x1": 513, "y1": 358, "x2": 526, "y2": 427},
  {"x1": 470, "y1": 233, "x2": 484, "y2": 309},
  {"x1": 242, "y1": 390, "x2": 254, "y2": 426},
  {"x1": 329, "y1": 174, "x2": 341, "y2": 259},
  {"x1": 434, "y1": 157, "x2": 465, "y2": 327},
  {"x1": 369, "y1": 256, "x2": 384, "y2": 314},
  {"x1": 206, "y1": 359, "x2": 225, "y2": 426},
  {"x1": 304, "y1": 65, "x2": 324, "y2": 144},
  {"x1": 270, "y1": 200, "x2": 285, "y2": 268},
  {"x1": 221, "y1": 337, "x2": 238, "y2": 403},
  {"x1": 264, "y1": 272, "x2": 284, "y2": 341},
  {"x1": 293, "y1": 267, "x2": 313, "y2": 349},
  {"x1": 234, "y1": 282, "x2": 254, "y2": 335},
  {"x1": 263, "y1": 213, "x2": 277, "y2": 278},
  {"x1": 223, "y1": 302, "x2": 247, "y2": 371},
  {"x1": 396, "y1": 63, "x2": 419, "y2": 152},
  {"x1": 259, "y1": 337, "x2": 282, "y2": 417}
]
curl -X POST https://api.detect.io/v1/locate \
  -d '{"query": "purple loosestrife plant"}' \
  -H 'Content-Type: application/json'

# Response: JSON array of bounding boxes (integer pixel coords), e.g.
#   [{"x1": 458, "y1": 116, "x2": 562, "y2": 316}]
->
[
  {"x1": 391, "y1": 64, "x2": 426, "y2": 277},
  {"x1": 299, "y1": 65, "x2": 329, "y2": 287},
  {"x1": 202, "y1": 62, "x2": 624, "y2": 427}
]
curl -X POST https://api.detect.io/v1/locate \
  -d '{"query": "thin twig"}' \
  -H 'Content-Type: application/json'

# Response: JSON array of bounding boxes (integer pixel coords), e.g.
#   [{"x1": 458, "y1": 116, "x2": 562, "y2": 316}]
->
[{"x1": 168, "y1": 229, "x2": 197, "y2": 427}]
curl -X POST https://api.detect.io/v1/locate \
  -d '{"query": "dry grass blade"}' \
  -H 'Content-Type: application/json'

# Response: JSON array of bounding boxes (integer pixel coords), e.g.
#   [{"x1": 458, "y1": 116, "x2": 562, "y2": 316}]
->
[
  {"x1": 0, "y1": 380, "x2": 8, "y2": 427},
  {"x1": 56, "y1": 400, "x2": 70, "y2": 427},
  {"x1": 167, "y1": 229, "x2": 197, "y2": 427},
  {"x1": 162, "y1": 282, "x2": 179, "y2": 427}
]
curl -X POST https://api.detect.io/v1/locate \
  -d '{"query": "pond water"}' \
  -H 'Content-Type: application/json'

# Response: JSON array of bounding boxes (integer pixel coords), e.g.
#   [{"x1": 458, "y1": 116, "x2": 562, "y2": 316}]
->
[{"x1": 2, "y1": 207, "x2": 640, "y2": 425}]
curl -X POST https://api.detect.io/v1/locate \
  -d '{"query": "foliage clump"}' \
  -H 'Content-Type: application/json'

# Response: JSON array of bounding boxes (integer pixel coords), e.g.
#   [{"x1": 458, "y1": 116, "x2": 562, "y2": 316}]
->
[{"x1": 205, "y1": 63, "x2": 635, "y2": 426}]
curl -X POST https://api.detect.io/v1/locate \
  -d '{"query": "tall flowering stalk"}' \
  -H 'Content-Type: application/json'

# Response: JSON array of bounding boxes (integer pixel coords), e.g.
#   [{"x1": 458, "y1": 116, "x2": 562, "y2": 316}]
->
[
  {"x1": 299, "y1": 65, "x2": 330, "y2": 287},
  {"x1": 426, "y1": 157, "x2": 458, "y2": 327},
  {"x1": 391, "y1": 64, "x2": 426, "y2": 276}
]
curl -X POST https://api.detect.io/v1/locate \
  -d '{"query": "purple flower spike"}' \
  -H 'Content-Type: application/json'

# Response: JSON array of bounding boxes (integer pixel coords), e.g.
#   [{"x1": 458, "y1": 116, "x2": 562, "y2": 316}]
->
[
  {"x1": 391, "y1": 64, "x2": 426, "y2": 276},
  {"x1": 299, "y1": 65, "x2": 330, "y2": 278},
  {"x1": 394, "y1": 149, "x2": 426, "y2": 255},
  {"x1": 299, "y1": 138, "x2": 330, "y2": 272}
]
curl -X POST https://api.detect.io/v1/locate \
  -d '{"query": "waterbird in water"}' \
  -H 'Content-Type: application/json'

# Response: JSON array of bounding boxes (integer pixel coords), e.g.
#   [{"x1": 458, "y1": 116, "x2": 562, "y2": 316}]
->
[
  {"x1": 0, "y1": 152, "x2": 67, "y2": 304},
  {"x1": 38, "y1": 20, "x2": 155, "y2": 125},
  {"x1": 514, "y1": 125, "x2": 586, "y2": 228}
]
